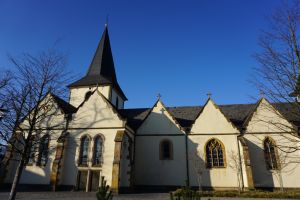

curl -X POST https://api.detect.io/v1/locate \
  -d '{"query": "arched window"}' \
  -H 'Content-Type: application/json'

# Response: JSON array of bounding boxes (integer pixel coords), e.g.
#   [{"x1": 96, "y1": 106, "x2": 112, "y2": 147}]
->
[
  {"x1": 79, "y1": 135, "x2": 90, "y2": 166},
  {"x1": 93, "y1": 135, "x2": 103, "y2": 166},
  {"x1": 206, "y1": 139, "x2": 225, "y2": 168},
  {"x1": 264, "y1": 137, "x2": 279, "y2": 170},
  {"x1": 37, "y1": 134, "x2": 50, "y2": 166},
  {"x1": 27, "y1": 135, "x2": 36, "y2": 165},
  {"x1": 159, "y1": 139, "x2": 173, "y2": 160}
]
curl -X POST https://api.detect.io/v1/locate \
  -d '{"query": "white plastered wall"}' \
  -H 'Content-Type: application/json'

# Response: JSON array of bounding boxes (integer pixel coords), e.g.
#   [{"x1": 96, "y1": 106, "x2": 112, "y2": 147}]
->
[
  {"x1": 190, "y1": 99, "x2": 240, "y2": 134},
  {"x1": 244, "y1": 99, "x2": 300, "y2": 188},
  {"x1": 60, "y1": 90, "x2": 126, "y2": 187},
  {"x1": 5, "y1": 96, "x2": 66, "y2": 185},
  {"x1": 71, "y1": 89, "x2": 124, "y2": 129},
  {"x1": 134, "y1": 100, "x2": 187, "y2": 186},
  {"x1": 188, "y1": 99, "x2": 243, "y2": 188},
  {"x1": 60, "y1": 128, "x2": 124, "y2": 187},
  {"x1": 111, "y1": 89, "x2": 124, "y2": 109},
  {"x1": 69, "y1": 86, "x2": 111, "y2": 108}
]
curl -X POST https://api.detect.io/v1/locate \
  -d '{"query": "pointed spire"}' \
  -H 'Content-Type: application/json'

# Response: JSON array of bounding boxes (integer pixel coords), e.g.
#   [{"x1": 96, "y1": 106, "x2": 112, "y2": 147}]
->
[
  {"x1": 86, "y1": 25, "x2": 117, "y2": 81},
  {"x1": 68, "y1": 26, "x2": 127, "y2": 100}
]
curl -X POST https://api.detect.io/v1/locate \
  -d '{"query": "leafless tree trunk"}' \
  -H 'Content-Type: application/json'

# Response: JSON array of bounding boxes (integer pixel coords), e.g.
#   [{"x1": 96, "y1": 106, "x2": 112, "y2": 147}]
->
[
  {"x1": 253, "y1": 0, "x2": 300, "y2": 152},
  {"x1": 228, "y1": 150, "x2": 243, "y2": 193},
  {"x1": 0, "y1": 48, "x2": 71, "y2": 200}
]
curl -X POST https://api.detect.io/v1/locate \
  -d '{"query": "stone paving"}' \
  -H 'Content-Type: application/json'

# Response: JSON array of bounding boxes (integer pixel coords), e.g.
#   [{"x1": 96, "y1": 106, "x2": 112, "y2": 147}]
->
[
  {"x1": 0, "y1": 192, "x2": 299, "y2": 200},
  {"x1": 0, "y1": 192, "x2": 170, "y2": 200}
]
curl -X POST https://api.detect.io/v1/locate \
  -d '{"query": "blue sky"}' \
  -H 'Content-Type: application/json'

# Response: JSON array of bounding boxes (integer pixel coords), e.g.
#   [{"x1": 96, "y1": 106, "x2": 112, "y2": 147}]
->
[{"x1": 0, "y1": 0, "x2": 282, "y2": 108}]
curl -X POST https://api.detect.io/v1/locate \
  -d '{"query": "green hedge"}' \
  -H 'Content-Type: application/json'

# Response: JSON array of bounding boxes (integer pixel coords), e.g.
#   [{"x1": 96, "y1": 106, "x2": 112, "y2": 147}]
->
[{"x1": 170, "y1": 189, "x2": 300, "y2": 199}]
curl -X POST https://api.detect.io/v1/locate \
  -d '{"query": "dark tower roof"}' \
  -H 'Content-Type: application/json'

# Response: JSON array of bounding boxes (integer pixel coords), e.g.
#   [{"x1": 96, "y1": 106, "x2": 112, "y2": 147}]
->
[{"x1": 68, "y1": 26, "x2": 127, "y2": 100}]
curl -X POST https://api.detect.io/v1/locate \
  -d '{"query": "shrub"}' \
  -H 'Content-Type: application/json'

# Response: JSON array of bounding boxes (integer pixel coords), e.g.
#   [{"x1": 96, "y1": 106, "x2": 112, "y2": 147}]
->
[
  {"x1": 170, "y1": 182, "x2": 201, "y2": 200},
  {"x1": 96, "y1": 176, "x2": 113, "y2": 200}
]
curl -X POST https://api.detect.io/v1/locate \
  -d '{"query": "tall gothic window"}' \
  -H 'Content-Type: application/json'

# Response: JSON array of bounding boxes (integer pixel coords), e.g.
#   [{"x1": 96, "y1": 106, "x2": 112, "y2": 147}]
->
[
  {"x1": 79, "y1": 136, "x2": 90, "y2": 166},
  {"x1": 27, "y1": 136, "x2": 36, "y2": 165},
  {"x1": 264, "y1": 137, "x2": 279, "y2": 170},
  {"x1": 206, "y1": 139, "x2": 225, "y2": 168},
  {"x1": 159, "y1": 139, "x2": 173, "y2": 160},
  {"x1": 37, "y1": 134, "x2": 50, "y2": 166},
  {"x1": 93, "y1": 135, "x2": 103, "y2": 166},
  {"x1": 27, "y1": 142, "x2": 36, "y2": 165}
]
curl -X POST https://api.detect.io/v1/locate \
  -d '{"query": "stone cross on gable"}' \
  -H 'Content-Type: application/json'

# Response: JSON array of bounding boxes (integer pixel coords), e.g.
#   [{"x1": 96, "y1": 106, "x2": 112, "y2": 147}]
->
[
  {"x1": 160, "y1": 107, "x2": 165, "y2": 114},
  {"x1": 259, "y1": 91, "x2": 265, "y2": 98},
  {"x1": 207, "y1": 92, "x2": 212, "y2": 98},
  {"x1": 157, "y1": 93, "x2": 162, "y2": 100}
]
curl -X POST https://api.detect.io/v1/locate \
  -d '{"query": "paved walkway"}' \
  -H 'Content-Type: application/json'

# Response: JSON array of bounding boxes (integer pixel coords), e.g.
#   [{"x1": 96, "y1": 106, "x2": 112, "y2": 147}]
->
[
  {"x1": 0, "y1": 192, "x2": 170, "y2": 200},
  {"x1": 0, "y1": 192, "x2": 299, "y2": 200}
]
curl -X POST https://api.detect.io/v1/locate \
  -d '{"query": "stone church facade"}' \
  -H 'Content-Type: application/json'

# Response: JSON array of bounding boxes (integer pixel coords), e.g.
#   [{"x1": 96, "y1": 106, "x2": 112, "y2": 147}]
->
[{"x1": 2, "y1": 26, "x2": 300, "y2": 193}]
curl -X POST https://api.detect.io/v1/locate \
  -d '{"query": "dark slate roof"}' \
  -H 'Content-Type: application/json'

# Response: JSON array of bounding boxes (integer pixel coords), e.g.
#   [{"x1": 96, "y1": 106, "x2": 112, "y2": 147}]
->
[
  {"x1": 119, "y1": 108, "x2": 151, "y2": 130},
  {"x1": 51, "y1": 94, "x2": 77, "y2": 114},
  {"x1": 120, "y1": 103, "x2": 300, "y2": 131},
  {"x1": 273, "y1": 102, "x2": 300, "y2": 127},
  {"x1": 68, "y1": 26, "x2": 127, "y2": 100}
]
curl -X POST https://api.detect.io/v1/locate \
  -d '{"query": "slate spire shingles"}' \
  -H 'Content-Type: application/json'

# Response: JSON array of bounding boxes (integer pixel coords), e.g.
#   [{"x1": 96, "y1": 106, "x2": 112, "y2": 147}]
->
[{"x1": 68, "y1": 26, "x2": 127, "y2": 100}]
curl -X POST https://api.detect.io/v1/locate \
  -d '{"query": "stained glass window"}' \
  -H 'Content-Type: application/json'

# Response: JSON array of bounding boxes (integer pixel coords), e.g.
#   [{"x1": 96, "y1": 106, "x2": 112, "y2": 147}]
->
[
  {"x1": 206, "y1": 139, "x2": 225, "y2": 168},
  {"x1": 37, "y1": 134, "x2": 49, "y2": 166},
  {"x1": 264, "y1": 137, "x2": 279, "y2": 170},
  {"x1": 93, "y1": 135, "x2": 103, "y2": 166},
  {"x1": 79, "y1": 136, "x2": 90, "y2": 165}
]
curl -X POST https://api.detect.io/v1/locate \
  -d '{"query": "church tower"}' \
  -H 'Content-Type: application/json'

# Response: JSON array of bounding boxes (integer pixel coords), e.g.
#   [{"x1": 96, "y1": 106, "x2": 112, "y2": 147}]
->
[{"x1": 68, "y1": 26, "x2": 127, "y2": 108}]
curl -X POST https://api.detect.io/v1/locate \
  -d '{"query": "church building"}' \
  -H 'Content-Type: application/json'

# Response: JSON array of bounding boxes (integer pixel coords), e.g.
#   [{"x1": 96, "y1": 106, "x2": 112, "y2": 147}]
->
[{"x1": 2, "y1": 26, "x2": 300, "y2": 193}]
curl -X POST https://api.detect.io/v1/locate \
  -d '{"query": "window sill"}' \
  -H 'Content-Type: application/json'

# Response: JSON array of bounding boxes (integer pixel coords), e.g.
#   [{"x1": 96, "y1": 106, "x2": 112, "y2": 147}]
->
[
  {"x1": 91, "y1": 164, "x2": 103, "y2": 167},
  {"x1": 207, "y1": 166, "x2": 226, "y2": 169},
  {"x1": 78, "y1": 164, "x2": 88, "y2": 167}
]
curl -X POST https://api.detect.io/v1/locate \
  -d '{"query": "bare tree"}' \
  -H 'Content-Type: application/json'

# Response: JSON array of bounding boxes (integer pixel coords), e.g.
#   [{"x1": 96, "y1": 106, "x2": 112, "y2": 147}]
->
[
  {"x1": 253, "y1": 0, "x2": 300, "y2": 152},
  {"x1": 270, "y1": 147, "x2": 299, "y2": 192},
  {"x1": 0, "y1": 71, "x2": 12, "y2": 105},
  {"x1": 228, "y1": 150, "x2": 244, "y2": 193},
  {"x1": 189, "y1": 150, "x2": 206, "y2": 191},
  {"x1": 0, "y1": 49, "x2": 70, "y2": 200}
]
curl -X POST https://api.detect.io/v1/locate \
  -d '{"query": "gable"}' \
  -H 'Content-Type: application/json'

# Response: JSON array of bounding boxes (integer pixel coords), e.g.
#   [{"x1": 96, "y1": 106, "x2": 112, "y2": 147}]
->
[
  {"x1": 137, "y1": 100, "x2": 184, "y2": 135},
  {"x1": 190, "y1": 99, "x2": 239, "y2": 134},
  {"x1": 245, "y1": 98, "x2": 294, "y2": 133},
  {"x1": 70, "y1": 89, "x2": 124, "y2": 128},
  {"x1": 19, "y1": 93, "x2": 66, "y2": 130}
]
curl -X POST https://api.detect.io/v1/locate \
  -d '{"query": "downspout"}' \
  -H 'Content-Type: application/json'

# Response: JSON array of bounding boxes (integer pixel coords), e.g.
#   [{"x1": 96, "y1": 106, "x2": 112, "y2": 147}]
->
[
  {"x1": 185, "y1": 129, "x2": 190, "y2": 186},
  {"x1": 237, "y1": 136, "x2": 245, "y2": 191}
]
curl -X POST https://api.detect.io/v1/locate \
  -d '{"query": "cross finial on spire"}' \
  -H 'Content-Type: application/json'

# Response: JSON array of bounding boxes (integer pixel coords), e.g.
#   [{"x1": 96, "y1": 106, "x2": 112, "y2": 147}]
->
[
  {"x1": 105, "y1": 14, "x2": 109, "y2": 27},
  {"x1": 207, "y1": 92, "x2": 212, "y2": 98},
  {"x1": 157, "y1": 93, "x2": 162, "y2": 100},
  {"x1": 259, "y1": 90, "x2": 265, "y2": 98}
]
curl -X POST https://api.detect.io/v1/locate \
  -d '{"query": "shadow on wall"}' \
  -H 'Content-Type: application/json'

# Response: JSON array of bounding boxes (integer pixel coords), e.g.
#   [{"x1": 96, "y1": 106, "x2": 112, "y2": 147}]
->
[
  {"x1": 58, "y1": 100, "x2": 120, "y2": 190},
  {"x1": 133, "y1": 110, "x2": 212, "y2": 192},
  {"x1": 0, "y1": 98, "x2": 115, "y2": 192},
  {"x1": 188, "y1": 140, "x2": 212, "y2": 190},
  {"x1": 244, "y1": 138, "x2": 275, "y2": 190}
]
